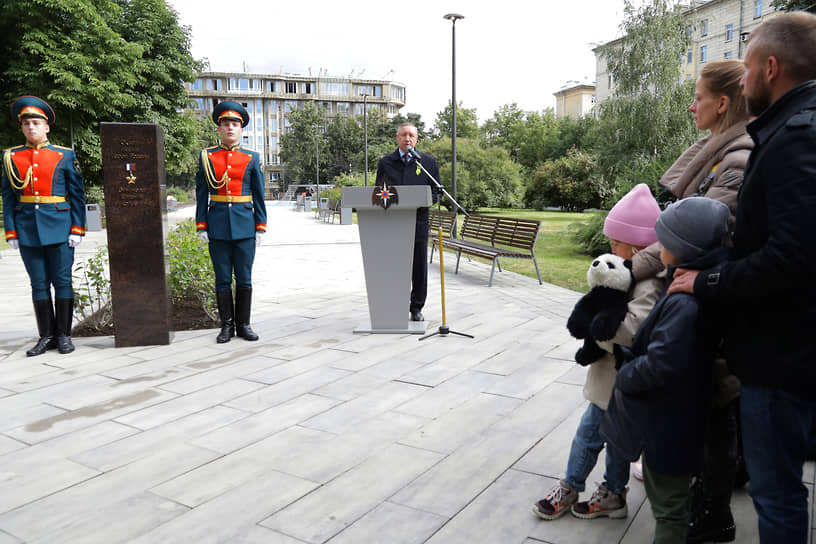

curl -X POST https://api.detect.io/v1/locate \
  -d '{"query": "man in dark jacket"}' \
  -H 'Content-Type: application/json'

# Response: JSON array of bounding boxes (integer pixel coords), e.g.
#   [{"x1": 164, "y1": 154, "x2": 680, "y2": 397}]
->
[
  {"x1": 375, "y1": 122, "x2": 440, "y2": 322},
  {"x1": 670, "y1": 12, "x2": 816, "y2": 543}
]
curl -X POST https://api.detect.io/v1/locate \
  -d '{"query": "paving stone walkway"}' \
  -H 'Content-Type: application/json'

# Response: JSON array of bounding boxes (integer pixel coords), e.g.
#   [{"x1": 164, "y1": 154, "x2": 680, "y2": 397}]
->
[{"x1": 0, "y1": 203, "x2": 812, "y2": 543}]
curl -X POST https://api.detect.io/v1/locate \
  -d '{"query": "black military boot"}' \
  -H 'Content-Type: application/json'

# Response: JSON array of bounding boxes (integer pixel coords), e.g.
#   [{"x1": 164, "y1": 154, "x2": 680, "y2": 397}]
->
[
  {"x1": 216, "y1": 290, "x2": 235, "y2": 343},
  {"x1": 687, "y1": 497, "x2": 736, "y2": 543},
  {"x1": 235, "y1": 287, "x2": 259, "y2": 341},
  {"x1": 26, "y1": 299, "x2": 56, "y2": 357},
  {"x1": 54, "y1": 297, "x2": 75, "y2": 354}
]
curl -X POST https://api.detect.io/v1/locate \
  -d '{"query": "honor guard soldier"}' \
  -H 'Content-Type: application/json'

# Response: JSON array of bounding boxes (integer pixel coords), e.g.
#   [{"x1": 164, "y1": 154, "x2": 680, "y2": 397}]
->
[
  {"x1": 1, "y1": 96, "x2": 86, "y2": 356},
  {"x1": 196, "y1": 101, "x2": 267, "y2": 343}
]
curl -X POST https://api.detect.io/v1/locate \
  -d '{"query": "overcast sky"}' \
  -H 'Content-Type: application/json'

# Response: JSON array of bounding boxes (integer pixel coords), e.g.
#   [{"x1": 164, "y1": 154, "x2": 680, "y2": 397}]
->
[{"x1": 168, "y1": 0, "x2": 629, "y2": 125}]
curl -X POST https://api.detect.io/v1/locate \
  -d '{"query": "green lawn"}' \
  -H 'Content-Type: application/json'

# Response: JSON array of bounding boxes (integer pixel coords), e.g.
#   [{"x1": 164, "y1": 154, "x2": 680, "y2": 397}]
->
[{"x1": 443, "y1": 208, "x2": 604, "y2": 294}]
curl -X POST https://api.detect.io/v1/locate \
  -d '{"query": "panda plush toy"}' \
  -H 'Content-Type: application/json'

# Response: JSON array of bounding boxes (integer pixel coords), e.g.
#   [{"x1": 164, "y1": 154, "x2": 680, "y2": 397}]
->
[{"x1": 567, "y1": 253, "x2": 633, "y2": 366}]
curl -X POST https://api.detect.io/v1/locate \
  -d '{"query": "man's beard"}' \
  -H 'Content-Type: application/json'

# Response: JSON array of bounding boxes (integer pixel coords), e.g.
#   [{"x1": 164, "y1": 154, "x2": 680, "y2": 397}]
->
[{"x1": 747, "y1": 76, "x2": 772, "y2": 117}]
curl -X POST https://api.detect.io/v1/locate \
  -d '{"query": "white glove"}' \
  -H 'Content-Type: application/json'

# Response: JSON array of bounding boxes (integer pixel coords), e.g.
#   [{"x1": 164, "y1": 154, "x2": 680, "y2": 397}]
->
[
  {"x1": 68, "y1": 234, "x2": 82, "y2": 248},
  {"x1": 8, "y1": 239, "x2": 19, "y2": 250},
  {"x1": 255, "y1": 231, "x2": 264, "y2": 248},
  {"x1": 198, "y1": 230, "x2": 209, "y2": 243}
]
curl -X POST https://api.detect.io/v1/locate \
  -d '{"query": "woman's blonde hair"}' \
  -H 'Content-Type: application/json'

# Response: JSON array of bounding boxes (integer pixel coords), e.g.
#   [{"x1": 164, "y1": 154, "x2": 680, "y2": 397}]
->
[{"x1": 699, "y1": 60, "x2": 750, "y2": 131}]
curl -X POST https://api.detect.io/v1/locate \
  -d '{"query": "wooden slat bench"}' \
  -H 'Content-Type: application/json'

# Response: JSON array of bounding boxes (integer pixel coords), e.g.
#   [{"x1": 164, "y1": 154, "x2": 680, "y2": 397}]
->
[
  {"x1": 324, "y1": 199, "x2": 342, "y2": 223},
  {"x1": 442, "y1": 214, "x2": 542, "y2": 287},
  {"x1": 428, "y1": 209, "x2": 457, "y2": 263}
]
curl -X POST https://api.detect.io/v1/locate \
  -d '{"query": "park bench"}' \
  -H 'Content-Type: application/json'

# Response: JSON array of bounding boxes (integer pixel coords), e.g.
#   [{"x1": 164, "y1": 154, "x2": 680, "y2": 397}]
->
[
  {"x1": 324, "y1": 199, "x2": 342, "y2": 223},
  {"x1": 442, "y1": 214, "x2": 543, "y2": 287},
  {"x1": 427, "y1": 209, "x2": 457, "y2": 263}
]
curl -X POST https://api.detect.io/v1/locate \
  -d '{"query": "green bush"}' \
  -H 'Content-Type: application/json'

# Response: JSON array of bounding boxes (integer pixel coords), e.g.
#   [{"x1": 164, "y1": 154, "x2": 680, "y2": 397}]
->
[
  {"x1": 525, "y1": 148, "x2": 608, "y2": 212},
  {"x1": 167, "y1": 187, "x2": 190, "y2": 203},
  {"x1": 85, "y1": 185, "x2": 105, "y2": 205},
  {"x1": 73, "y1": 219, "x2": 216, "y2": 333},
  {"x1": 73, "y1": 246, "x2": 113, "y2": 332},
  {"x1": 318, "y1": 187, "x2": 342, "y2": 200},
  {"x1": 569, "y1": 212, "x2": 611, "y2": 256},
  {"x1": 167, "y1": 218, "x2": 217, "y2": 320}
]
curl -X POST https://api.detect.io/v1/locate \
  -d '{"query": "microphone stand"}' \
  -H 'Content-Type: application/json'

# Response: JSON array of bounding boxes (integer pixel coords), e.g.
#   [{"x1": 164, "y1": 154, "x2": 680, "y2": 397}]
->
[{"x1": 411, "y1": 153, "x2": 474, "y2": 341}]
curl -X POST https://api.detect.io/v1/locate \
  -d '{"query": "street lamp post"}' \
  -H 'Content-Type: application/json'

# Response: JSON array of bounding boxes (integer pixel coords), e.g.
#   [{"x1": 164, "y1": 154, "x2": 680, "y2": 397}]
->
[
  {"x1": 443, "y1": 13, "x2": 464, "y2": 201},
  {"x1": 314, "y1": 126, "x2": 320, "y2": 203},
  {"x1": 363, "y1": 93, "x2": 369, "y2": 186}
]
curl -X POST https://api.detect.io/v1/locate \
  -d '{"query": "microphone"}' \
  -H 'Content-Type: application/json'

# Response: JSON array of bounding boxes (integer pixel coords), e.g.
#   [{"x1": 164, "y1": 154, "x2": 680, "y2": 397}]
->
[{"x1": 405, "y1": 145, "x2": 422, "y2": 160}]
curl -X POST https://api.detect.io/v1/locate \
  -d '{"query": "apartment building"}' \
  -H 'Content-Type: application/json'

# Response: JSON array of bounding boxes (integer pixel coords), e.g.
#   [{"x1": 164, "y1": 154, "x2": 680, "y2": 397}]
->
[
  {"x1": 594, "y1": 0, "x2": 780, "y2": 104},
  {"x1": 185, "y1": 71, "x2": 406, "y2": 185},
  {"x1": 554, "y1": 81, "x2": 597, "y2": 119}
]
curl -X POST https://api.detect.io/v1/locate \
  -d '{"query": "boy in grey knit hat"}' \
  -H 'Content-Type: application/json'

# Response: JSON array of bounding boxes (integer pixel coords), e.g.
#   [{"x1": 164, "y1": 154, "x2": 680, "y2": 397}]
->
[{"x1": 600, "y1": 196, "x2": 729, "y2": 542}]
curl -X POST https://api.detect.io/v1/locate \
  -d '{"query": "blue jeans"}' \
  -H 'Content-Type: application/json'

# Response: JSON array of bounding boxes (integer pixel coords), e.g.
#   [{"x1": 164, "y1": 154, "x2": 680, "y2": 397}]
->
[
  {"x1": 740, "y1": 384, "x2": 816, "y2": 544},
  {"x1": 565, "y1": 402, "x2": 630, "y2": 495}
]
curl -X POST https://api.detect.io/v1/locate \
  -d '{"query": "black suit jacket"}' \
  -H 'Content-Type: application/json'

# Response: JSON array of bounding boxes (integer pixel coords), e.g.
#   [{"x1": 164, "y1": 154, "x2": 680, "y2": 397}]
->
[{"x1": 375, "y1": 149, "x2": 441, "y2": 223}]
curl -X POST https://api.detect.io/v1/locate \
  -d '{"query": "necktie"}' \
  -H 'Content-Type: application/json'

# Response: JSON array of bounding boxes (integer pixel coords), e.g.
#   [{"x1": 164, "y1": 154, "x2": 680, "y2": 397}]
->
[{"x1": 402, "y1": 153, "x2": 410, "y2": 165}]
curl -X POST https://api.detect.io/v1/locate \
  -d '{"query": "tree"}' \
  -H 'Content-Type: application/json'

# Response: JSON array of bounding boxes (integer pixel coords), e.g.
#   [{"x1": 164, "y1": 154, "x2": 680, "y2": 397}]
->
[
  {"x1": 0, "y1": 0, "x2": 200, "y2": 186},
  {"x1": 597, "y1": 0, "x2": 689, "y2": 98},
  {"x1": 421, "y1": 138, "x2": 523, "y2": 210},
  {"x1": 589, "y1": 0, "x2": 698, "y2": 185},
  {"x1": 433, "y1": 101, "x2": 479, "y2": 139},
  {"x1": 771, "y1": 0, "x2": 816, "y2": 12},
  {"x1": 279, "y1": 103, "x2": 329, "y2": 188}
]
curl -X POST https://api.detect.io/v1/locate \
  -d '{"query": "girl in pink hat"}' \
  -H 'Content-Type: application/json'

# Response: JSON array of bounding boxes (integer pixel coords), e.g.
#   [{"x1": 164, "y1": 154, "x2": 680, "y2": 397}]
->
[{"x1": 534, "y1": 183, "x2": 663, "y2": 521}]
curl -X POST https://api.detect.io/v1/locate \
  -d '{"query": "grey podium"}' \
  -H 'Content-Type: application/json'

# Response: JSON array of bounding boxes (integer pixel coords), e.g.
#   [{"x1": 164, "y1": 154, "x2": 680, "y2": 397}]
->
[{"x1": 342, "y1": 185, "x2": 432, "y2": 334}]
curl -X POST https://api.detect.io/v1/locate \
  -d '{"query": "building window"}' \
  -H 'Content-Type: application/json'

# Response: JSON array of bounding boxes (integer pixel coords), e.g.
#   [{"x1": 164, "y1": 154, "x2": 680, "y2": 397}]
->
[
  {"x1": 268, "y1": 118, "x2": 277, "y2": 132},
  {"x1": 700, "y1": 45, "x2": 708, "y2": 63},
  {"x1": 207, "y1": 79, "x2": 220, "y2": 91},
  {"x1": 190, "y1": 79, "x2": 203, "y2": 90},
  {"x1": 724, "y1": 51, "x2": 733, "y2": 59},
  {"x1": 268, "y1": 136, "x2": 278, "y2": 149},
  {"x1": 390, "y1": 86, "x2": 404, "y2": 101},
  {"x1": 687, "y1": 50, "x2": 693, "y2": 63},
  {"x1": 303, "y1": 83, "x2": 313, "y2": 94},
  {"x1": 701, "y1": 19, "x2": 709, "y2": 36},
  {"x1": 726, "y1": 24, "x2": 734, "y2": 42},
  {"x1": 336, "y1": 102, "x2": 350, "y2": 115},
  {"x1": 191, "y1": 98, "x2": 205, "y2": 110},
  {"x1": 284, "y1": 100, "x2": 298, "y2": 113},
  {"x1": 319, "y1": 82, "x2": 350, "y2": 96},
  {"x1": 755, "y1": 0, "x2": 762, "y2": 17},
  {"x1": 285, "y1": 82, "x2": 297, "y2": 94}
]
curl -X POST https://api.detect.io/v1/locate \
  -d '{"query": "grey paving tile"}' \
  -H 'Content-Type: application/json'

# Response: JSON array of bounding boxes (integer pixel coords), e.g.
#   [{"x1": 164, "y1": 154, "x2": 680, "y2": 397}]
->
[
  {"x1": 4, "y1": 388, "x2": 177, "y2": 444},
  {"x1": 260, "y1": 443, "x2": 444, "y2": 544},
  {"x1": 399, "y1": 393, "x2": 521, "y2": 454},
  {"x1": 225, "y1": 366, "x2": 351, "y2": 412},
  {"x1": 0, "y1": 435, "x2": 26, "y2": 455},
  {"x1": 71, "y1": 405, "x2": 247, "y2": 471},
  {"x1": 301, "y1": 381, "x2": 428, "y2": 434},
  {"x1": 113, "y1": 378, "x2": 263, "y2": 430},
  {"x1": 128, "y1": 470, "x2": 318, "y2": 544},
  {"x1": 424, "y1": 469, "x2": 543, "y2": 544},
  {"x1": 99, "y1": 346, "x2": 224, "y2": 380},
  {"x1": 514, "y1": 402, "x2": 588, "y2": 478},
  {"x1": 326, "y1": 501, "x2": 447, "y2": 544},
  {"x1": 244, "y1": 348, "x2": 354, "y2": 385},
  {"x1": 486, "y1": 357, "x2": 574, "y2": 400},
  {"x1": 26, "y1": 491, "x2": 189, "y2": 544},
  {"x1": 475, "y1": 341, "x2": 559, "y2": 376},
  {"x1": 0, "y1": 443, "x2": 219, "y2": 541},
  {"x1": 0, "y1": 451, "x2": 100, "y2": 512},
  {"x1": 191, "y1": 394, "x2": 341, "y2": 454},
  {"x1": 0, "y1": 530, "x2": 21, "y2": 544},
  {"x1": 268, "y1": 411, "x2": 427, "y2": 483},
  {"x1": 29, "y1": 420, "x2": 138, "y2": 459},
  {"x1": 394, "y1": 370, "x2": 503, "y2": 420},
  {"x1": 158, "y1": 354, "x2": 282, "y2": 394}
]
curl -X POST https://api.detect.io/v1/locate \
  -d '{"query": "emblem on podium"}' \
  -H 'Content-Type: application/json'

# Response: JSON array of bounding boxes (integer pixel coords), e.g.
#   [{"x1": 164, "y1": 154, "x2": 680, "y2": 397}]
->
[{"x1": 372, "y1": 185, "x2": 399, "y2": 210}]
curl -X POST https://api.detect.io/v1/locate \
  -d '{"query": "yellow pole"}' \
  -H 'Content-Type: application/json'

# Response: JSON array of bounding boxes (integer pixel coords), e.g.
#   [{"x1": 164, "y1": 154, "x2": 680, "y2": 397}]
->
[{"x1": 437, "y1": 226, "x2": 447, "y2": 326}]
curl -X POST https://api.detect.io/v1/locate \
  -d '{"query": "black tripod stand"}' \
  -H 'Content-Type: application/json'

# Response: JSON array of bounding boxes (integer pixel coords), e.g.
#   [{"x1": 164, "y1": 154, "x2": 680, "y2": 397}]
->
[{"x1": 410, "y1": 150, "x2": 474, "y2": 341}]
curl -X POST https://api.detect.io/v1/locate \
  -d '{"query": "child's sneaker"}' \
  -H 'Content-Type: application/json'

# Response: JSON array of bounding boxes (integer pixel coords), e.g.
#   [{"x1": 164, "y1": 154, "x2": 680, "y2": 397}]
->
[
  {"x1": 571, "y1": 483, "x2": 628, "y2": 519},
  {"x1": 533, "y1": 480, "x2": 579, "y2": 520},
  {"x1": 632, "y1": 458, "x2": 643, "y2": 481}
]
